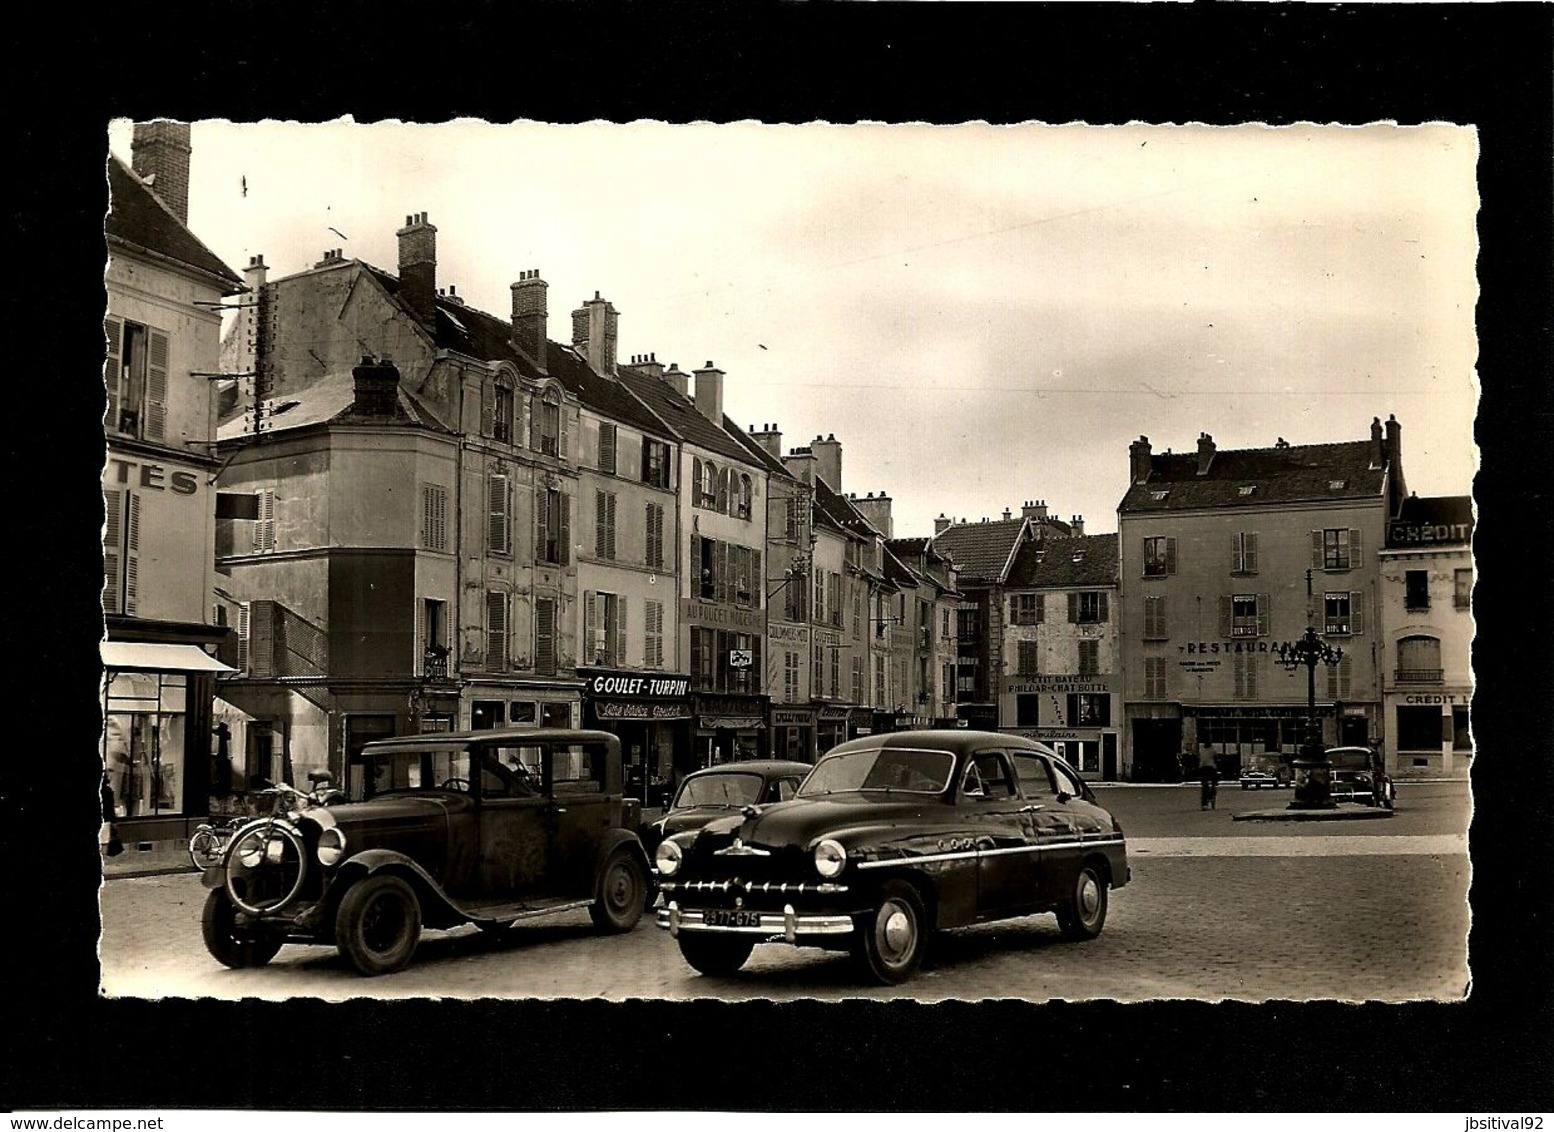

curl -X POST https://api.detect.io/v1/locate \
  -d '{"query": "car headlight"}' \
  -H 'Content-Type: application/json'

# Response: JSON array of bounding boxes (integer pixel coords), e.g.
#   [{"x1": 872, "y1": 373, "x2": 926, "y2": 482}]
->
[
  {"x1": 316, "y1": 826, "x2": 347, "y2": 867},
  {"x1": 655, "y1": 839, "x2": 682, "y2": 877},
  {"x1": 813, "y1": 838, "x2": 847, "y2": 878},
  {"x1": 236, "y1": 833, "x2": 266, "y2": 869}
]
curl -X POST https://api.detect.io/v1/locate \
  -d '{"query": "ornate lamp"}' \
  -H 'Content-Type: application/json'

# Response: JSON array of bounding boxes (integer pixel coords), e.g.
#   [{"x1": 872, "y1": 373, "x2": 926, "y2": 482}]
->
[{"x1": 1273, "y1": 625, "x2": 1345, "y2": 810}]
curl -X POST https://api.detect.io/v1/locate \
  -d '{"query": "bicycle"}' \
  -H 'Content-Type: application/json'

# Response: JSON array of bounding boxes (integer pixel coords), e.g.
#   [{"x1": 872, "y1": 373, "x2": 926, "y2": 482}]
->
[{"x1": 188, "y1": 816, "x2": 246, "y2": 870}]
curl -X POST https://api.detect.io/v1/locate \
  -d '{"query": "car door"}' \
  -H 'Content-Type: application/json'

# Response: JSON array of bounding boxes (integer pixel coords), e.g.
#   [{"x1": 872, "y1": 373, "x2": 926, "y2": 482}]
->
[
  {"x1": 965, "y1": 749, "x2": 1041, "y2": 916},
  {"x1": 1010, "y1": 752, "x2": 1077, "y2": 903},
  {"x1": 543, "y1": 739, "x2": 617, "y2": 899},
  {"x1": 470, "y1": 743, "x2": 550, "y2": 902},
  {"x1": 1043, "y1": 756, "x2": 1110, "y2": 895}
]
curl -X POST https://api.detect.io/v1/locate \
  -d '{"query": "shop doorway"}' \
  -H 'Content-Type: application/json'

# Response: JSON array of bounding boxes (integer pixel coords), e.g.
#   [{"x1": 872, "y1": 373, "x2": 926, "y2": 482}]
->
[{"x1": 1130, "y1": 718, "x2": 1183, "y2": 782}]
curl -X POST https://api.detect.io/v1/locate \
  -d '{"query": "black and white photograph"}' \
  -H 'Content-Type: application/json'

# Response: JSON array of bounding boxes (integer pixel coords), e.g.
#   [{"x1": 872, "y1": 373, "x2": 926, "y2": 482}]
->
[
  {"x1": 95, "y1": 117, "x2": 1478, "y2": 1007},
  {"x1": 10, "y1": 4, "x2": 1552, "y2": 1120}
]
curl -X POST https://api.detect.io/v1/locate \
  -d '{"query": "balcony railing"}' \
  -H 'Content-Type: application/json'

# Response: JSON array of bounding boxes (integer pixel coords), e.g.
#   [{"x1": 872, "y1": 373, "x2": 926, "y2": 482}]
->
[{"x1": 1395, "y1": 668, "x2": 1444, "y2": 684}]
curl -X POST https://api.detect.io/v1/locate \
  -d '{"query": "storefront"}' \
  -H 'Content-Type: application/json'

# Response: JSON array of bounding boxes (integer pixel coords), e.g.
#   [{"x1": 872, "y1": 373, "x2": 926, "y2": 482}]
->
[
  {"x1": 100, "y1": 632, "x2": 234, "y2": 842},
  {"x1": 1386, "y1": 689, "x2": 1471, "y2": 778},
  {"x1": 817, "y1": 706, "x2": 853, "y2": 754},
  {"x1": 693, "y1": 692, "x2": 770, "y2": 768},
  {"x1": 580, "y1": 668, "x2": 693, "y2": 804},
  {"x1": 771, "y1": 705, "x2": 817, "y2": 762},
  {"x1": 465, "y1": 679, "x2": 582, "y2": 734},
  {"x1": 1001, "y1": 676, "x2": 1120, "y2": 778},
  {"x1": 1183, "y1": 704, "x2": 1375, "y2": 777}
]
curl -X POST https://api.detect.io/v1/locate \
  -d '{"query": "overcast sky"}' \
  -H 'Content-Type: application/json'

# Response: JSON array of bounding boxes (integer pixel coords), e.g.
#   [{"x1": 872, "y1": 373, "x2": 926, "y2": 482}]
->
[{"x1": 108, "y1": 119, "x2": 1479, "y2": 538}]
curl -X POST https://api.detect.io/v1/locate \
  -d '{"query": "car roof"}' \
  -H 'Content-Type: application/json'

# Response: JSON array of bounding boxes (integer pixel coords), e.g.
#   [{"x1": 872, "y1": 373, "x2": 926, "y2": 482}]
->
[
  {"x1": 358, "y1": 727, "x2": 620, "y2": 755},
  {"x1": 684, "y1": 760, "x2": 813, "y2": 778},
  {"x1": 823, "y1": 730, "x2": 1060, "y2": 756}
]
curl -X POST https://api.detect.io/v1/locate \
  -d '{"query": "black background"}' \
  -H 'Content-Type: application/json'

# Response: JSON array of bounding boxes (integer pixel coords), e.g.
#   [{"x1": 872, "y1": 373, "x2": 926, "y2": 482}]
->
[{"x1": 7, "y1": 1, "x2": 1551, "y2": 1114}]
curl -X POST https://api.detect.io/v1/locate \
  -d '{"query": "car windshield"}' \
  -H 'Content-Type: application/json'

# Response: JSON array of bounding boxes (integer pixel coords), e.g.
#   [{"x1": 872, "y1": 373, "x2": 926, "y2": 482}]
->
[
  {"x1": 673, "y1": 771, "x2": 764, "y2": 809},
  {"x1": 797, "y1": 746, "x2": 954, "y2": 797},
  {"x1": 350, "y1": 747, "x2": 473, "y2": 800}
]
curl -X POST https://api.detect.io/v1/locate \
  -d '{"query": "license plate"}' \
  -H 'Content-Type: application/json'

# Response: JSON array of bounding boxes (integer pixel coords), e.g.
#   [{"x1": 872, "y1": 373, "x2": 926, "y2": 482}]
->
[{"x1": 704, "y1": 909, "x2": 762, "y2": 928}]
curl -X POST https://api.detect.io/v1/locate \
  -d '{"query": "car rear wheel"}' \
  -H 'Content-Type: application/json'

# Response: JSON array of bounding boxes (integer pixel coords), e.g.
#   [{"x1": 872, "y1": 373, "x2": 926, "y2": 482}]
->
[
  {"x1": 589, "y1": 851, "x2": 647, "y2": 933},
  {"x1": 677, "y1": 933, "x2": 756, "y2": 976},
  {"x1": 1056, "y1": 862, "x2": 1109, "y2": 940},
  {"x1": 202, "y1": 888, "x2": 283, "y2": 969},
  {"x1": 855, "y1": 879, "x2": 928, "y2": 985},
  {"x1": 334, "y1": 875, "x2": 421, "y2": 976}
]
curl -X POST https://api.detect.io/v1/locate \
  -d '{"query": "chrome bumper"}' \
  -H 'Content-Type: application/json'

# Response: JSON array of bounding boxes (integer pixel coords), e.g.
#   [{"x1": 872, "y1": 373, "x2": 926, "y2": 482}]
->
[{"x1": 657, "y1": 900, "x2": 854, "y2": 941}]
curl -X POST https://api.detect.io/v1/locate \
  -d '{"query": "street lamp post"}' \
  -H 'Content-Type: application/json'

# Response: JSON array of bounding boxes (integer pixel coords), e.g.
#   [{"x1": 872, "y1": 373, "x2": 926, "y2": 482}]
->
[{"x1": 1273, "y1": 570, "x2": 1345, "y2": 810}]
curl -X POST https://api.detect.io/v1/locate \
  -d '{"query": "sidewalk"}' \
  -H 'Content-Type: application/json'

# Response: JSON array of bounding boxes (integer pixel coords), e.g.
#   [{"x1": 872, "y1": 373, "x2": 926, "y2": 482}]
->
[{"x1": 102, "y1": 839, "x2": 197, "y2": 880}]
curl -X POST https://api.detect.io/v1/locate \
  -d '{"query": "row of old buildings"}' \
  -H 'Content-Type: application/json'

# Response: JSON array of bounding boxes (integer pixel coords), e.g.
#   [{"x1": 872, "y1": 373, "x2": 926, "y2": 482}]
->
[{"x1": 101, "y1": 123, "x2": 1472, "y2": 846}]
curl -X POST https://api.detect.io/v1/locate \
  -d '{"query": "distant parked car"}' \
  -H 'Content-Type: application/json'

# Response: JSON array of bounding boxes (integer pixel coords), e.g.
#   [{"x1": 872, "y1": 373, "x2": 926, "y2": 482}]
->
[
  {"x1": 654, "y1": 731, "x2": 1129, "y2": 985},
  {"x1": 199, "y1": 728, "x2": 651, "y2": 976},
  {"x1": 640, "y1": 760, "x2": 812, "y2": 860},
  {"x1": 1239, "y1": 768, "x2": 1291, "y2": 790}
]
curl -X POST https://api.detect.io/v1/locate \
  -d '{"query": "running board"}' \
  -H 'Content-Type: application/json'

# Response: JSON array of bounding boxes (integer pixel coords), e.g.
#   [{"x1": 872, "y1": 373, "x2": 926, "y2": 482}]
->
[{"x1": 460, "y1": 897, "x2": 593, "y2": 924}]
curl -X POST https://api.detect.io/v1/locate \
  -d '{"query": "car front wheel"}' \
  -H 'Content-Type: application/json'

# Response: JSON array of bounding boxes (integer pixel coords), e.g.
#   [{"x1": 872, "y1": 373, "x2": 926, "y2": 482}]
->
[
  {"x1": 202, "y1": 888, "x2": 283, "y2": 969},
  {"x1": 334, "y1": 875, "x2": 422, "y2": 976},
  {"x1": 677, "y1": 933, "x2": 756, "y2": 976},
  {"x1": 589, "y1": 851, "x2": 647, "y2": 933},
  {"x1": 855, "y1": 879, "x2": 928, "y2": 985},
  {"x1": 1056, "y1": 862, "x2": 1109, "y2": 940}
]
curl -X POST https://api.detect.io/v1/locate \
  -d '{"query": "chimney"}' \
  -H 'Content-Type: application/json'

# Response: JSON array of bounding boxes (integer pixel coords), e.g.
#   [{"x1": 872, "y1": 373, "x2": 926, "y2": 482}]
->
[
  {"x1": 750, "y1": 422, "x2": 783, "y2": 461},
  {"x1": 933, "y1": 514, "x2": 953, "y2": 536},
  {"x1": 131, "y1": 120, "x2": 192, "y2": 224},
  {"x1": 352, "y1": 357, "x2": 401, "y2": 417},
  {"x1": 1071, "y1": 515, "x2": 1085, "y2": 536},
  {"x1": 662, "y1": 361, "x2": 689, "y2": 398},
  {"x1": 511, "y1": 270, "x2": 548, "y2": 369},
  {"x1": 396, "y1": 212, "x2": 437, "y2": 330},
  {"x1": 693, "y1": 361, "x2": 725, "y2": 423},
  {"x1": 1002, "y1": 507, "x2": 1012, "y2": 521},
  {"x1": 1020, "y1": 499, "x2": 1050, "y2": 521},
  {"x1": 313, "y1": 248, "x2": 345, "y2": 269},
  {"x1": 811, "y1": 433, "x2": 842, "y2": 491},
  {"x1": 1129, "y1": 435, "x2": 1153, "y2": 484},
  {"x1": 1370, "y1": 416, "x2": 1385, "y2": 466},
  {"x1": 1196, "y1": 432, "x2": 1216, "y2": 475},
  {"x1": 234, "y1": 255, "x2": 269, "y2": 378},
  {"x1": 630, "y1": 353, "x2": 664, "y2": 380},
  {"x1": 1384, "y1": 413, "x2": 1408, "y2": 509},
  {"x1": 782, "y1": 446, "x2": 816, "y2": 485},
  {"x1": 571, "y1": 292, "x2": 619, "y2": 375},
  {"x1": 852, "y1": 491, "x2": 894, "y2": 539}
]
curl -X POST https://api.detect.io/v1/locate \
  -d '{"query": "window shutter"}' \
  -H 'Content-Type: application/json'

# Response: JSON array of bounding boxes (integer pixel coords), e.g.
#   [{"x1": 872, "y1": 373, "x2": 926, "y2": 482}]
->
[
  {"x1": 1257, "y1": 593, "x2": 1270, "y2": 636},
  {"x1": 559, "y1": 402, "x2": 569, "y2": 461},
  {"x1": 1245, "y1": 532, "x2": 1259, "y2": 573},
  {"x1": 102, "y1": 489, "x2": 121, "y2": 613},
  {"x1": 715, "y1": 467, "x2": 729, "y2": 513},
  {"x1": 145, "y1": 329, "x2": 169, "y2": 440},
  {"x1": 1165, "y1": 537, "x2": 1177, "y2": 574},
  {"x1": 480, "y1": 379, "x2": 494, "y2": 437},
  {"x1": 528, "y1": 393, "x2": 540, "y2": 450},
  {"x1": 753, "y1": 550, "x2": 762, "y2": 604},
  {"x1": 1036, "y1": 593, "x2": 1045, "y2": 623},
  {"x1": 584, "y1": 591, "x2": 598, "y2": 664},
  {"x1": 535, "y1": 598, "x2": 555, "y2": 675},
  {"x1": 558, "y1": 492, "x2": 570, "y2": 564},
  {"x1": 104, "y1": 318, "x2": 122, "y2": 429},
  {"x1": 599, "y1": 423, "x2": 616, "y2": 474},
  {"x1": 1234, "y1": 653, "x2": 1247, "y2": 699},
  {"x1": 237, "y1": 602, "x2": 251, "y2": 671},
  {"x1": 595, "y1": 491, "x2": 607, "y2": 558},
  {"x1": 1067, "y1": 592, "x2": 1078, "y2": 623},
  {"x1": 606, "y1": 493, "x2": 617, "y2": 560},
  {"x1": 1349, "y1": 529, "x2": 1363, "y2": 562},
  {"x1": 486, "y1": 591, "x2": 508, "y2": 669},
  {"x1": 1218, "y1": 595, "x2": 1232, "y2": 638},
  {"x1": 535, "y1": 487, "x2": 548, "y2": 559},
  {"x1": 1099, "y1": 592, "x2": 1109, "y2": 622},
  {"x1": 615, "y1": 595, "x2": 627, "y2": 667},
  {"x1": 1351, "y1": 592, "x2": 1365, "y2": 634},
  {"x1": 1311, "y1": 530, "x2": 1323, "y2": 569},
  {"x1": 1231, "y1": 533, "x2": 1242, "y2": 573},
  {"x1": 692, "y1": 458, "x2": 702, "y2": 504},
  {"x1": 255, "y1": 488, "x2": 275, "y2": 552},
  {"x1": 1246, "y1": 651, "x2": 1258, "y2": 698},
  {"x1": 487, "y1": 473, "x2": 509, "y2": 553}
]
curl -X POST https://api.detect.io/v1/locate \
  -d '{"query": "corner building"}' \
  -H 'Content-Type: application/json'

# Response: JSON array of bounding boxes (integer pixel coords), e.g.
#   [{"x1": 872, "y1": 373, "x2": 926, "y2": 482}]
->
[{"x1": 1117, "y1": 420, "x2": 1408, "y2": 781}]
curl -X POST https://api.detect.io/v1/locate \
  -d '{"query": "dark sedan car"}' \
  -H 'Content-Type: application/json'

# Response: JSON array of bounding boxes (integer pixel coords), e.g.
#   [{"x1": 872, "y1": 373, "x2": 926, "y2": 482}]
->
[
  {"x1": 654, "y1": 731, "x2": 1129, "y2": 985},
  {"x1": 640, "y1": 760, "x2": 813, "y2": 859},
  {"x1": 199, "y1": 728, "x2": 651, "y2": 976}
]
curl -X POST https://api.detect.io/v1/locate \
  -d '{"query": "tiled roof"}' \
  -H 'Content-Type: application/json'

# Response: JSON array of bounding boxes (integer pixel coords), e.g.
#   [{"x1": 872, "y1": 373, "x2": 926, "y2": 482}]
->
[
  {"x1": 1118, "y1": 439, "x2": 1387, "y2": 514},
  {"x1": 614, "y1": 364, "x2": 763, "y2": 467},
  {"x1": 813, "y1": 476, "x2": 879, "y2": 540},
  {"x1": 929, "y1": 517, "x2": 1031, "y2": 584},
  {"x1": 1007, "y1": 533, "x2": 1120, "y2": 589},
  {"x1": 886, "y1": 536, "x2": 951, "y2": 568},
  {"x1": 105, "y1": 157, "x2": 243, "y2": 291},
  {"x1": 216, "y1": 369, "x2": 452, "y2": 442}
]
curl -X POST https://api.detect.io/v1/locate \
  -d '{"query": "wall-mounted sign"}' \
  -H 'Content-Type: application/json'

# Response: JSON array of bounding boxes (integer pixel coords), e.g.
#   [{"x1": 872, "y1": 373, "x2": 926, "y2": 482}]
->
[
  {"x1": 1177, "y1": 660, "x2": 1222, "y2": 674},
  {"x1": 1388, "y1": 520, "x2": 1473, "y2": 546},
  {"x1": 104, "y1": 456, "x2": 200, "y2": 496},
  {"x1": 771, "y1": 708, "x2": 813, "y2": 726},
  {"x1": 729, "y1": 649, "x2": 753, "y2": 669},
  {"x1": 595, "y1": 700, "x2": 693, "y2": 721},
  {"x1": 682, "y1": 600, "x2": 761, "y2": 630},
  {"x1": 769, "y1": 623, "x2": 810, "y2": 644},
  {"x1": 584, "y1": 672, "x2": 690, "y2": 699},
  {"x1": 1003, "y1": 677, "x2": 1111, "y2": 695}
]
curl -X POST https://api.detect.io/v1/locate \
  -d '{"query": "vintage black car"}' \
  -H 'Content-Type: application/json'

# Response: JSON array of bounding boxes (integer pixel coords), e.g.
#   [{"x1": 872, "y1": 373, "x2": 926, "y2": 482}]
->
[
  {"x1": 640, "y1": 759, "x2": 813, "y2": 859},
  {"x1": 200, "y1": 728, "x2": 651, "y2": 976},
  {"x1": 653, "y1": 730, "x2": 1129, "y2": 984},
  {"x1": 1325, "y1": 746, "x2": 1396, "y2": 809}
]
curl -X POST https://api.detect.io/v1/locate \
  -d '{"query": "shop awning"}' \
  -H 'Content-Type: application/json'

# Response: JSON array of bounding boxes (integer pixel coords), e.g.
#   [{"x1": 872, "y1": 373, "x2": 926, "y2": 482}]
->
[
  {"x1": 100, "y1": 641, "x2": 236, "y2": 674},
  {"x1": 698, "y1": 716, "x2": 766, "y2": 731}
]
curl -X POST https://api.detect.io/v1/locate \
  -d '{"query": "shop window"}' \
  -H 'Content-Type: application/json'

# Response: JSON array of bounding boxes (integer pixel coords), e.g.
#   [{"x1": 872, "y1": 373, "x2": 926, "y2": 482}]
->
[
  {"x1": 1405, "y1": 569, "x2": 1430, "y2": 611},
  {"x1": 1016, "y1": 694, "x2": 1042, "y2": 727},
  {"x1": 471, "y1": 700, "x2": 504, "y2": 730},
  {"x1": 1452, "y1": 706, "x2": 1471, "y2": 752},
  {"x1": 511, "y1": 701, "x2": 538, "y2": 724},
  {"x1": 1068, "y1": 693, "x2": 1110, "y2": 726},
  {"x1": 102, "y1": 674, "x2": 187, "y2": 817},
  {"x1": 1143, "y1": 536, "x2": 1177, "y2": 577},
  {"x1": 541, "y1": 702, "x2": 571, "y2": 728},
  {"x1": 1397, "y1": 704, "x2": 1444, "y2": 750}
]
